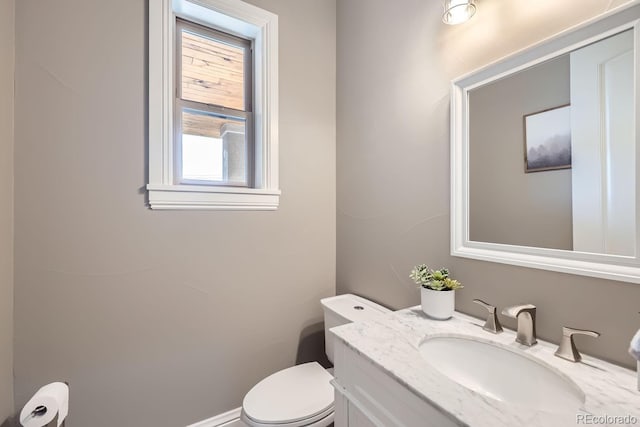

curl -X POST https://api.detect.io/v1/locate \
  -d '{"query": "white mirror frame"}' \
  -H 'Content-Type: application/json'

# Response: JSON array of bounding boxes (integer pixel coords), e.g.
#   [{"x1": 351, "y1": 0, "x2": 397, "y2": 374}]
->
[{"x1": 451, "y1": 2, "x2": 640, "y2": 284}]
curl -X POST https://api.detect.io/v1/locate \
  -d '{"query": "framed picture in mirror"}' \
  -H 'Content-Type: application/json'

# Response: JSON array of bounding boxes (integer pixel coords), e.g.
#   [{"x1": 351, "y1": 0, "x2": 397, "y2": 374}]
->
[{"x1": 523, "y1": 104, "x2": 572, "y2": 173}]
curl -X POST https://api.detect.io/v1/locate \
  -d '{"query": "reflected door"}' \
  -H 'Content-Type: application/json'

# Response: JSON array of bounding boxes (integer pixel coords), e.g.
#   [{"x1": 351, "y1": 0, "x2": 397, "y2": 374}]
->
[{"x1": 570, "y1": 30, "x2": 635, "y2": 256}]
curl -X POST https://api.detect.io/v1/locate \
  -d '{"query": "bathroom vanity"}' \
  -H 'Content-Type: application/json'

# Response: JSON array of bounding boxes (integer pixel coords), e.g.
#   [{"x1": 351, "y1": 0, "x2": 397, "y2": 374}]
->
[
  {"x1": 330, "y1": 4, "x2": 640, "y2": 425},
  {"x1": 330, "y1": 308, "x2": 639, "y2": 427}
]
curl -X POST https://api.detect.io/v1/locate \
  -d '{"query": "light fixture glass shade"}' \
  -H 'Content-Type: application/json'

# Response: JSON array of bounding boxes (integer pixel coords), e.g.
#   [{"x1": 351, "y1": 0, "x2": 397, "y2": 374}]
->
[{"x1": 442, "y1": 0, "x2": 476, "y2": 25}]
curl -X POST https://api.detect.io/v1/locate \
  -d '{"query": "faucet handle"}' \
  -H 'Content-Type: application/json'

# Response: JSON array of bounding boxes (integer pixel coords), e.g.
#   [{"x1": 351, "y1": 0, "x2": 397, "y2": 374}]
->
[
  {"x1": 472, "y1": 299, "x2": 503, "y2": 334},
  {"x1": 554, "y1": 326, "x2": 601, "y2": 363}
]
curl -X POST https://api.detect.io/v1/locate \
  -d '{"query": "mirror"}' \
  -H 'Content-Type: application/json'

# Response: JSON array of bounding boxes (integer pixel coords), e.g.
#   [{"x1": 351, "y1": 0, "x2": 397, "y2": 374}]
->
[
  {"x1": 470, "y1": 29, "x2": 634, "y2": 256},
  {"x1": 451, "y1": 4, "x2": 640, "y2": 283}
]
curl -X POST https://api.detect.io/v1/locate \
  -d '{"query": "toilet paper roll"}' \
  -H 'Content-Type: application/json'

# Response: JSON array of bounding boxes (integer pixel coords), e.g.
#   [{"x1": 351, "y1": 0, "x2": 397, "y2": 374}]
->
[{"x1": 20, "y1": 382, "x2": 69, "y2": 427}]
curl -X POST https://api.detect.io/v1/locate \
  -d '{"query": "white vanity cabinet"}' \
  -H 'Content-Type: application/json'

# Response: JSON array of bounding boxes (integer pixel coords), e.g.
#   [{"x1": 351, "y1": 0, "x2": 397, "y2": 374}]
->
[
  {"x1": 331, "y1": 338, "x2": 458, "y2": 427},
  {"x1": 331, "y1": 310, "x2": 639, "y2": 427}
]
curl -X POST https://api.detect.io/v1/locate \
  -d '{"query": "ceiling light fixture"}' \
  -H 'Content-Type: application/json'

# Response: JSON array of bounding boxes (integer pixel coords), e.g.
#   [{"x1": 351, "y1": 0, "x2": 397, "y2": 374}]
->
[{"x1": 442, "y1": 0, "x2": 476, "y2": 25}]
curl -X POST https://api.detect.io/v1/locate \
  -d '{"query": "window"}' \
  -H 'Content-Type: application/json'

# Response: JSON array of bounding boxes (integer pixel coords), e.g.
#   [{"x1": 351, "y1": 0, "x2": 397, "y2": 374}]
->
[
  {"x1": 148, "y1": 0, "x2": 279, "y2": 210},
  {"x1": 177, "y1": 20, "x2": 252, "y2": 187}
]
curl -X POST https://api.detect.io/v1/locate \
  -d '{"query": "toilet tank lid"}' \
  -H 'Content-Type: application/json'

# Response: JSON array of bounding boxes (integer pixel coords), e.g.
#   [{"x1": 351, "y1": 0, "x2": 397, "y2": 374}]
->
[{"x1": 320, "y1": 294, "x2": 391, "y2": 323}]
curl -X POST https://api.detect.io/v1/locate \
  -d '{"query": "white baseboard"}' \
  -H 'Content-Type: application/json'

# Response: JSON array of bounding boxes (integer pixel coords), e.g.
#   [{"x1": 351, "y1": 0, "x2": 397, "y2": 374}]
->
[{"x1": 185, "y1": 407, "x2": 244, "y2": 427}]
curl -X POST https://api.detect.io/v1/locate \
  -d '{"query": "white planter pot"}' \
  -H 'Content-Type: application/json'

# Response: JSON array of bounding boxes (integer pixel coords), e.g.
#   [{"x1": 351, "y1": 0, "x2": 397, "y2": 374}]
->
[{"x1": 421, "y1": 287, "x2": 455, "y2": 320}]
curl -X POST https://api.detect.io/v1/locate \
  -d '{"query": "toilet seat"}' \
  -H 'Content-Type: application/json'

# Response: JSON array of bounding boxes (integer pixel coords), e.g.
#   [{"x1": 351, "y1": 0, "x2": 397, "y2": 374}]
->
[
  {"x1": 241, "y1": 407, "x2": 334, "y2": 427},
  {"x1": 242, "y1": 362, "x2": 335, "y2": 427}
]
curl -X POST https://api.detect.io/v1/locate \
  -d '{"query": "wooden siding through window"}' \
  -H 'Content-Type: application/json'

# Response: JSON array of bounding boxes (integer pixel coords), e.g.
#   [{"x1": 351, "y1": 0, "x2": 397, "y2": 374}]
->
[
  {"x1": 180, "y1": 27, "x2": 247, "y2": 139},
  {"x1": 181, "y1": 31, "x2": 245, "y2": 110},
  {"x1": 182, "y1": 113, "x2": 240, "y2": 139}
]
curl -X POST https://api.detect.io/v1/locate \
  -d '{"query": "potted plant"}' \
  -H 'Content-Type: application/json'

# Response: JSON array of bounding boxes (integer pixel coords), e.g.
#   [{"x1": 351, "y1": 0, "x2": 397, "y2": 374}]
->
[{"x1": 410, "y1": 265, "x2": 463, "y2": 320}]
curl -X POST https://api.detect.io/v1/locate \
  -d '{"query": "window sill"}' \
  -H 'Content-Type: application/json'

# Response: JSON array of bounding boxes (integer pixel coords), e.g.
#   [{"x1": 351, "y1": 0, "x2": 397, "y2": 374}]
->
[{"x1": 147, "y1": 184, "x2": 281, "y2": 210}]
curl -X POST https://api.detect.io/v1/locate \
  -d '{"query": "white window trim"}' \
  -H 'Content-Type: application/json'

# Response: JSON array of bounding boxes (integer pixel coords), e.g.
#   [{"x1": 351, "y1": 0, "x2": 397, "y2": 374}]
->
[{"x1": 148, "y1": 0, "x2": 279, "y2": 210}]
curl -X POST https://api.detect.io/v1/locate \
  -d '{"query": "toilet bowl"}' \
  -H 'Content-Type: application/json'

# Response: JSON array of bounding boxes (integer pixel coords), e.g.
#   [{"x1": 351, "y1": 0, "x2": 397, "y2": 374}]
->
[{"x1": 240, "y1": 294, "x2": 391, "y2": 427}]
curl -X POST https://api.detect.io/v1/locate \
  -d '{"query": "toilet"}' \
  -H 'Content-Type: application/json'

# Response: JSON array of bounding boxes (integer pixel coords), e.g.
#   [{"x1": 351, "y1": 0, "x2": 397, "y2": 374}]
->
[{"x1": 240, "y1": 294, "x2": 391, "y2": 427}]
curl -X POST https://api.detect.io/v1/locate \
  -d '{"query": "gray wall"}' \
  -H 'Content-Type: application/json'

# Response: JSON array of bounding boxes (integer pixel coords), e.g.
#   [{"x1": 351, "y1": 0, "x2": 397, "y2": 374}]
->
[
  {"x1": 337, "y1": 0, "x2": 640, "y2": 368},
  {"x1": 469, "y1": 55, "x2": 573, "y2": 250},
  {"x1": 0, "y1": 0, "x2": 14, "y2": 423},
  {"x1": 13, "y1": 0, "x2": 336, "y2": 426}
]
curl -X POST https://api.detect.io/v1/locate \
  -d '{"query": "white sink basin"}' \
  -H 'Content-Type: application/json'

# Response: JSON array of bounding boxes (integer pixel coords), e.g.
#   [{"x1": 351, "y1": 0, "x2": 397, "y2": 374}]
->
[{"x1": 419, "y1": 335, "x2": 585, "y2": 413}]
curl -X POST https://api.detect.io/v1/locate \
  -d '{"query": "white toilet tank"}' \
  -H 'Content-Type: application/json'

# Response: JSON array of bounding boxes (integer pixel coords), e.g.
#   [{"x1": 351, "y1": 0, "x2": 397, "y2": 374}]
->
[{"x1": 321, "y1": 294, "x2": 391, "y2": 364}]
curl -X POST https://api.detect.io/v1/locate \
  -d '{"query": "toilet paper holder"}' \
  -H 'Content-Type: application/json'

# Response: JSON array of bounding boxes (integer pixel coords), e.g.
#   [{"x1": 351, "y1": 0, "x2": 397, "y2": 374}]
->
[
  {"x1": 24, "y1": 405, "x2": 65, "y2": 427},
  {"x1": 31, "y1": 382, "x2": 67, "y2": 427}
]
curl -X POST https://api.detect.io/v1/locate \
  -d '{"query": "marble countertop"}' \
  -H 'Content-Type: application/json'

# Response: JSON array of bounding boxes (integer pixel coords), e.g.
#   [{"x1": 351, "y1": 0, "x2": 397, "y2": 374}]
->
[{"x1": 331, "y1": 307, "x2": 640, "y2": 427}]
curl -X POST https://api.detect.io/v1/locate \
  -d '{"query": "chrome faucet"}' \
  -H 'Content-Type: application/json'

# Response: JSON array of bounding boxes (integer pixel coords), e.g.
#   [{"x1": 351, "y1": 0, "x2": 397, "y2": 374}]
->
[
  {"x1": 501, "y1": 304, "x2": 537, "y2": 346},
  {"x1": 472, "y1": 299, "x2": 503, "y2": 334},
  {"x1": 554, "y1": 326, "x2": 600, "y2": 362}
]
